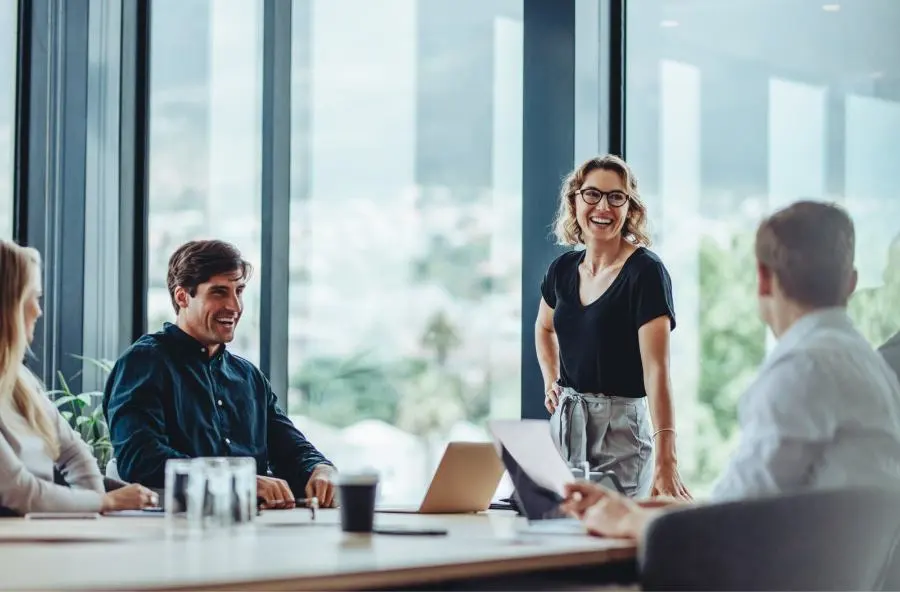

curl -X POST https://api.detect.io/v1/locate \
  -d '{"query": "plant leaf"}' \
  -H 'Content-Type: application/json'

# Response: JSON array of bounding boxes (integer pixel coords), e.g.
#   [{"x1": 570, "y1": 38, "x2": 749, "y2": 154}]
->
[
  {"x1": 75, "y1": 393, "x2": 96, "y2": 406},
  {"x1": 57, "y1": 372, "x2": 73, "y2": 396},
  {"x1": 52, "y1": 395, "x2": 77, "y2": 408},
  {"x1": 70, "y1": 354, "x2": 115, "y2": 375}
]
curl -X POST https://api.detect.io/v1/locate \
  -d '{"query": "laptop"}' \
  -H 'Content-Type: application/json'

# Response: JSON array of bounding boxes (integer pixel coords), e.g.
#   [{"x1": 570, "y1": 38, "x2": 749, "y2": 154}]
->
[
  {"x1": 376, "y1": 442, "x2": 505, "y2": 514},
  {"x1": 488, "y1": 420, "x2": 590, "y2": 535}
]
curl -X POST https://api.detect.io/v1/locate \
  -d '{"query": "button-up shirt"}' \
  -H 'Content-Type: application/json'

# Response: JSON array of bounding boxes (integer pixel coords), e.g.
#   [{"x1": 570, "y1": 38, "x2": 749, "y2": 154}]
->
[
  {"x1": 711, "y1": 308, "x2": 900, "y2": 501},
  {"x1": 103, "y1": 323, "x2": 331, "y2": 492}
]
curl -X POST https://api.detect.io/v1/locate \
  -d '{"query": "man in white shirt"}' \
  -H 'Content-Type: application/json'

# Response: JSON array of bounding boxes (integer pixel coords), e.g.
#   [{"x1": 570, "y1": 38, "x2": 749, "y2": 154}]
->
[{"x1": 561, "y1": 201, "x2": 900, "y2": 540}]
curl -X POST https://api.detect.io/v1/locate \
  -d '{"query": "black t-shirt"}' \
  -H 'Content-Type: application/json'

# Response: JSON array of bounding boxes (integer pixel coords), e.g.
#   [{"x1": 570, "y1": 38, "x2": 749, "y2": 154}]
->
[{"x1": 540, "y1": 247, "x2": 676, "y2": 398}]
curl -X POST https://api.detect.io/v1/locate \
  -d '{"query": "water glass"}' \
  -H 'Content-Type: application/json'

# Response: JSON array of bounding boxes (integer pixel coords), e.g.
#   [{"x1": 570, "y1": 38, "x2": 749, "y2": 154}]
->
[
  {"x1": 228, "y1": 457, "x2": 257, "y2": 526},
  {"x1": 164, "y1": 459, "x2": 195, "y2": 530},
  {"x1": 164, "y1": 457, "x2": 257, "y2": 534},
  {"x1": 568, "y1": 460, "x2": 591, "y2": 480}
]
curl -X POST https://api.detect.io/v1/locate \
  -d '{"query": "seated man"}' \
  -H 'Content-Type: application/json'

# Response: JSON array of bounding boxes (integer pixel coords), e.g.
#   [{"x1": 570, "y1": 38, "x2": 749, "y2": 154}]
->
[
  {"x1": 103, "y1": 240, "x2": 336, "y2": 508},
  {"x1": 562, "y1": 201, "x2": 900, "y2": 539}
]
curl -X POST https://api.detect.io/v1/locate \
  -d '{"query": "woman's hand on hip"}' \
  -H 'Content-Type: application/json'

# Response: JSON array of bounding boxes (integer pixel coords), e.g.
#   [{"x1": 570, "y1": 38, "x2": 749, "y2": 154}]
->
[{"x1": 544, "y1": 383, "x2": 561, "y2": 414}]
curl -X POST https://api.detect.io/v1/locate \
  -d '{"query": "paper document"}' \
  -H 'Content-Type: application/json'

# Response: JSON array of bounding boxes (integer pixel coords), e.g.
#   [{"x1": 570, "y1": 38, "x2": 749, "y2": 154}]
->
[{"x1": 488, "y1": 419, "x2": 573, "y2": 496}]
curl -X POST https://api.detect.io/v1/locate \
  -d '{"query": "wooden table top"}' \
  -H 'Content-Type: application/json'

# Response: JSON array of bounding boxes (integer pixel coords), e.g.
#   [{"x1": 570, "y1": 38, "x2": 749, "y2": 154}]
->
[{"x1": 0, "y1": 509, "x2": 636, "y2": 591}]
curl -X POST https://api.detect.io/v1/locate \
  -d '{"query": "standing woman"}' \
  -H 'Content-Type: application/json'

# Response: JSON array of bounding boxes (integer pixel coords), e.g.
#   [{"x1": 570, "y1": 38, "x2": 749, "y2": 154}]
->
[
  {"x1": 535, "y1": 155, "x2": 690, "y2": 499},
  {"x1": 0, "y1": 239, "x2": 157, "y2": 514}
]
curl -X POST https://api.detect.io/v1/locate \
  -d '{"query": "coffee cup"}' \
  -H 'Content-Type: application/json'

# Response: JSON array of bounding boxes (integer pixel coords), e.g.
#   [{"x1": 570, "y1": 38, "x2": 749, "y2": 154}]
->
[{"x1": 337, "y1": 472, "x2": 379, "y2": 533}]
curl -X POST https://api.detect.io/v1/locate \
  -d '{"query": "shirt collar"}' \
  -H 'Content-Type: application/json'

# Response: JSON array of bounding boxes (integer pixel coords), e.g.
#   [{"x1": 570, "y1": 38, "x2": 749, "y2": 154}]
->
[
  {"x1": 162, "y1": 322, "x2": 225, "y2": 361},
  {"x1": 766, "y1": 307, "x2": 853, "y2": 364}
]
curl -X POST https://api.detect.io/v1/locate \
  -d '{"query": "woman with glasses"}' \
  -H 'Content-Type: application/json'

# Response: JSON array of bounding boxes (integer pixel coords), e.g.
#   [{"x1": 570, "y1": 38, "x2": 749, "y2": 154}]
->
[{"x1": 535, "y1": 154, "x2": 690, "y2": 499}]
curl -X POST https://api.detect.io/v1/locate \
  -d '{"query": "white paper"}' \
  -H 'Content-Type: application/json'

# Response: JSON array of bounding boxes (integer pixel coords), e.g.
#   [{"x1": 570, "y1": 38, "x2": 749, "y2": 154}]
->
[{"x1": 488, "y1": 419, "x2": 574, "y2": 496}]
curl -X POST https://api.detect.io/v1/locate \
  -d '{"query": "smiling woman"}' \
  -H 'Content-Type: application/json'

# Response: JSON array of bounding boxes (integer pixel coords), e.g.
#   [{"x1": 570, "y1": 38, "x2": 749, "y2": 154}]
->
[{"x1": 535, "y1": 154, "x2": 691, "y2": 501}]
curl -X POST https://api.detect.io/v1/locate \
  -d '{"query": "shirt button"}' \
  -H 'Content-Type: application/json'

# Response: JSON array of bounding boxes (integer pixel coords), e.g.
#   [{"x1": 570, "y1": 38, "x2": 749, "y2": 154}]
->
[
  {"x1": 200, "y1": 348, "x2": 206, "y2": 353},
  {"x1": 217, "y1": 399, "x2": 223, "y2": 406},
  {"x1": 224, "y1": 437, "x2": 231, "y2": 445}
]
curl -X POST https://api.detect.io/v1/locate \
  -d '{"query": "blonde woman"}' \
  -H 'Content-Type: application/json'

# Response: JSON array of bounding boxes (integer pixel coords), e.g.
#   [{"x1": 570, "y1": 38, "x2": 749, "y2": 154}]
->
[
  {"x1": 0, "y1": 239, "x2": 157, "y2": 514},
  {"x1": 535, "y1": 155, "x2": 690, "y2": 499}
]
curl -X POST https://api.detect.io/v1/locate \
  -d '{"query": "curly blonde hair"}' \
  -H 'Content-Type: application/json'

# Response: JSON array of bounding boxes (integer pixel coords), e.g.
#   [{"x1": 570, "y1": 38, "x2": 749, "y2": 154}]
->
[{"x1": 552, "y1": 154, "x2": 651, "y2": 246}]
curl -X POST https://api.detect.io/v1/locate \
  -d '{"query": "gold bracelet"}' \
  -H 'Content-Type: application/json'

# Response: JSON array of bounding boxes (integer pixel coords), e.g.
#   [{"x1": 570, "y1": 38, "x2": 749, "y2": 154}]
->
[{"x1": 652, "y1": 427, "x2": 676, "y2": 439}]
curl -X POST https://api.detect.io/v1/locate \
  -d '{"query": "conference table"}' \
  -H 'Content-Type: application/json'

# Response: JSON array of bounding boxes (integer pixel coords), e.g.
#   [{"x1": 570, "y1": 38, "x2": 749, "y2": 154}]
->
[{"x1": 0, "y1": 509, "x2": 637, "y2": 590}]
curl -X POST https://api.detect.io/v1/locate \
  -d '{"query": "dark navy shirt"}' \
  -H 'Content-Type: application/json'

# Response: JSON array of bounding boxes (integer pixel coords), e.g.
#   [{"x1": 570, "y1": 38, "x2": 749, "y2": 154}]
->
[
  {"x1": 103, "y1": 323, "x2": 331, "y2": 493},
  {"x1": 540, "y1": 247, "x2": 676, "y2": 397}
]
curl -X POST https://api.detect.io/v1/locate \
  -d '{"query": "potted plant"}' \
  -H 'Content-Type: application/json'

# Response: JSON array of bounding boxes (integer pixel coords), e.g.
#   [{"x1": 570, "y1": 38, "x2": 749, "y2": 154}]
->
[{"x1": 47, "y1": 356, "x2": 114, "y2": 473}]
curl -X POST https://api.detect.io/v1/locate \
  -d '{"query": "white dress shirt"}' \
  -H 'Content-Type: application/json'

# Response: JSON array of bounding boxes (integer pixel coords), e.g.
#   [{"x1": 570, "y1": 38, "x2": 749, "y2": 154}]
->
[
  {"x1": 0, "y1": 392, "x2": 105, "y2": 514},
  {"x1": 710, "y1": 308, "x2": 900, "y2": 501}
]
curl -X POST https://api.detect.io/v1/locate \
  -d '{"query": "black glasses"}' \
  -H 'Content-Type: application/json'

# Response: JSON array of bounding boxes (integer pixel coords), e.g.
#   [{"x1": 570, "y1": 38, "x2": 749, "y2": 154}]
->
[{"x1": 575, "y1": 188, "x2": 629, "y2": 208}]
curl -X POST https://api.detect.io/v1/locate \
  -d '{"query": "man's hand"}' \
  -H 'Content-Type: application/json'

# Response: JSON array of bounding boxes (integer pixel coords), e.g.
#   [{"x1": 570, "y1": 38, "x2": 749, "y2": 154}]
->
[
  {"x1": 256, "y1": 475, "x2": 296, "y2": 510},
  {"x1": 561, "y1": 480, "x2": 651, "y2": 540},
  {"x1": 306, "y1": 464, "x2": 337, "y2": 508},
  {"x1": 559, "y1": 480, "x2": 608, "y2": 518}
]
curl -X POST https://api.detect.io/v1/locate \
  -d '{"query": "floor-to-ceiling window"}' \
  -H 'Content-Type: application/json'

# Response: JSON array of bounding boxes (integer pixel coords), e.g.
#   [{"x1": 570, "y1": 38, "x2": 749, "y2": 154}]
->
[
  {"x1": 287, "y1": 0, "x2": 523, "y2": 502},
  {"x1": 0, "y1": 1, "x2": 17, "y2": 239},
  {"x1": 143, "y1": 0, "x2": 523, "y2": 502},
  {"x1": 146, "y1": 0, "x2": 263, "y2": 362},
  {"x1": 626, "y1": 0, "x2": 900, "y2": 492}
]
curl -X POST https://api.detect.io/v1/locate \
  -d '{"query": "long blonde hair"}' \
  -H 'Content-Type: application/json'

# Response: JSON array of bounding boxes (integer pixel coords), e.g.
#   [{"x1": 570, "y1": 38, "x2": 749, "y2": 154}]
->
[
  {"x1": 552, "y1": 154, "x2": 651, "y2": 247},
  {"x1": 0, "y1": 240, "x2": 59, "y2": 459}
]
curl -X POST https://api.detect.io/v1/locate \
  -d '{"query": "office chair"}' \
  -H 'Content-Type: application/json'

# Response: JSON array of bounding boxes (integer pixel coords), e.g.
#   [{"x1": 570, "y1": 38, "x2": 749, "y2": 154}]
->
[{"x1": 639, "y1": 487, "x2": 900, "y2": 591}]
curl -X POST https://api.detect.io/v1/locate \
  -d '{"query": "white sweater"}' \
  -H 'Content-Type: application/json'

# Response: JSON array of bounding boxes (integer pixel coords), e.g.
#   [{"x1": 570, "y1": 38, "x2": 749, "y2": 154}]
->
[{"x1": 0, "y1": 393, "x2": 105, "y2": 514}]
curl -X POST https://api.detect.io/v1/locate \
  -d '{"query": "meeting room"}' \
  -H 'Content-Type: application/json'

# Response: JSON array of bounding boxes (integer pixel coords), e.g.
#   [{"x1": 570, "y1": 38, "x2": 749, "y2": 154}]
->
[{"x1": 1, "y1": 0, "x2": 899, "y2": 589}]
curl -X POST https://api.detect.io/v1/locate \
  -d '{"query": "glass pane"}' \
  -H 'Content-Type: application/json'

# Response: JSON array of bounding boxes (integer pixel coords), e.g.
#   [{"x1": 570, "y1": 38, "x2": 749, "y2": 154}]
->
[
  {"x1": 626, "y1": 0, "x2": 900, "y2": 493},
  {"x1": 0, "y1": 1, "x2": 16, "y2": 239},
  {"x1": 288, "y1": 0, "x2": 524, "y2": 503},
  {"x1": 146, "y1": 0, "x2": 263, "y2": 362}
]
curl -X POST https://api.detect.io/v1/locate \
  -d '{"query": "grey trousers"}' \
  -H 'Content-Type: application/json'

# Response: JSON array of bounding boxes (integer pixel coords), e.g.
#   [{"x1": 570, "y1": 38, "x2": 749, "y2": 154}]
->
[{"x1": 549, "y1": 386, "x2": 653, "y2": 498}]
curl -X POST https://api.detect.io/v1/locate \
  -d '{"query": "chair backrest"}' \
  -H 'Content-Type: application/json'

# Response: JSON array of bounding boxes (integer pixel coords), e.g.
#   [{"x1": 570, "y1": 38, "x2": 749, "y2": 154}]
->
[
  {"x1": 640, "y1": 487, "x2": 900, "y2": 591},
  {"x1": 106, "y1": 457, "x2": 120, "y2": 480},
  {"x1": 879, "y1": 332, "x2": 900, "y2": 381}
]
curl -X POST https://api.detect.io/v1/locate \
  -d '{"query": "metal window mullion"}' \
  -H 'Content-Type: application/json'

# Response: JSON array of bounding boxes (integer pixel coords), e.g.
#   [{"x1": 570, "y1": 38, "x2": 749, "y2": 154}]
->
[{"x1": 259, "y1": 0, "x2": 292, "y2": 407}]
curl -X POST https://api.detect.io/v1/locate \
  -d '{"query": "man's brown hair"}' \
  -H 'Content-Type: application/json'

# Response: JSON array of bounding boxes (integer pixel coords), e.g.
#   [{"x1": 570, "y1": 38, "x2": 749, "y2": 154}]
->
[
  {"x1": 755, "y1": 200, "x2": 855, "y2": 307},
  {"x1": 166, "y1": 240, "x2": 253, "y2": 314}
]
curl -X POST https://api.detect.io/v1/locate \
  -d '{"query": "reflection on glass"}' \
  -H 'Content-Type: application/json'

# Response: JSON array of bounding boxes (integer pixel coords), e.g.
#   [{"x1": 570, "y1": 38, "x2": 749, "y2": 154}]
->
[
  {"x1": 627, "y1": 0, "x2": 900, "y2": 493},
  {"x1": 287, "y1": 0, "x2": 524, "y2": 503},
  {"x1": 0, "y1": 2, "x2": 17, "y2": 239},
  {"x1": 146, "y1": 0, "x2": 263, "y2": 362}
]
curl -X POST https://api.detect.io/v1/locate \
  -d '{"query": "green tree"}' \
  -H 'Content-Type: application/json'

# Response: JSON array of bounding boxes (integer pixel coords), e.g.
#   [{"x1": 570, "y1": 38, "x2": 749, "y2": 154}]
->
[
  {"x1": 290, "y1": 351, "x2": 402, "y2": 428},
  {"x1": 692, "y1": 233, "x2": 766, "y2": 487},
  {"x1": 848, "y1": 234, "x2": 900, "y2": 347}
]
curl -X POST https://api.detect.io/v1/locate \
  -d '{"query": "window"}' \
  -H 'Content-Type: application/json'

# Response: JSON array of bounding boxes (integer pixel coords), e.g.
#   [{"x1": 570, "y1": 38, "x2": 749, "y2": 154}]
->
[
  {"x1": 288, "y1": 0, "x2": 523, "y2": 503},
  {"x1": 0, "y1": 1, "x2": 16, "y2": 239},
  {"x1": 626, "y1": 0, "x2": 900, "y2": 492},
  {"x1": 146, "y1": 0, "x2": 263, "y2": 362}
]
